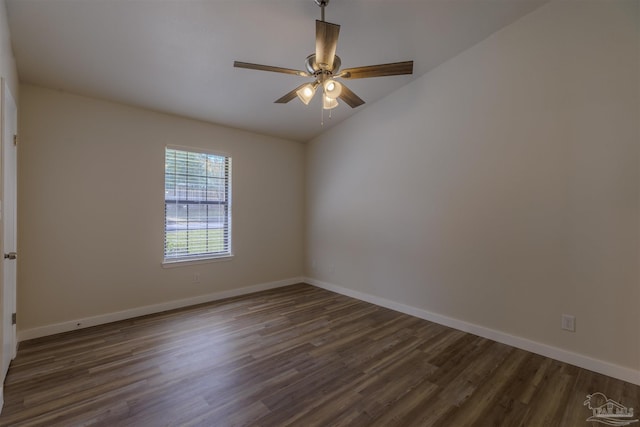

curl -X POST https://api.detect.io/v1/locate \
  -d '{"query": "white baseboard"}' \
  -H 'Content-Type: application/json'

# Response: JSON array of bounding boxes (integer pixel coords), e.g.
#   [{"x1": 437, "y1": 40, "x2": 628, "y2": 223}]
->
[
  {"x1": 18, "y1": 277, "x2": 304, "y2": 342},
  {"x1": 304, "y1": 277, "x2": 640, "y2": 386}
]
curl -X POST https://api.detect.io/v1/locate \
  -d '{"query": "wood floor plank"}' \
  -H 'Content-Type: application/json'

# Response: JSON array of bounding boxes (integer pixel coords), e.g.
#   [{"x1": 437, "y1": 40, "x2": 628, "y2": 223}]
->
[{"x1": 0, "y1": 283, "x2": 638, "y2": 426}]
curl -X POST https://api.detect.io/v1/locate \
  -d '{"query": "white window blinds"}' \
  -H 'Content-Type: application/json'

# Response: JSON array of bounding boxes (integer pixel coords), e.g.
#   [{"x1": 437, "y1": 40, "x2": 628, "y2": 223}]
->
[{"x1": 164, "y1": 147, "x2": 232, "y2": 262}]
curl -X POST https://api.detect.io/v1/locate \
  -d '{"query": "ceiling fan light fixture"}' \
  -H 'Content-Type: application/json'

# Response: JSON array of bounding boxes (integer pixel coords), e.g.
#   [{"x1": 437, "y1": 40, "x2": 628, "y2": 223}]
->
[
  {"x1": 233, "y1": 0, "x2": 413, "y2": 114},
  {"x1": 296, "y1": 82, "x2": 318, "y2": 105},
  {"x1": 323, "y1": 79, "x2": 342, "y2": 99},
  {"x1": 323, "y1": 95, "x2": 339, "y2": 110}
]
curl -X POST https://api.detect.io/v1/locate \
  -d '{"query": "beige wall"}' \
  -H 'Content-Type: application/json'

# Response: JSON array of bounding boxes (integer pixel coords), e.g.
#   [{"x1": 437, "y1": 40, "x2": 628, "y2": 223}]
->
[
  {"x1": 18, "y1": 85, "x2": 304, "y2": 331},
  {"x1": 0, "y1": 0, "x2": 18, "y2": 100},
  {"x1": 306, "y1": 0, "x2": 639, "y2": 372}
]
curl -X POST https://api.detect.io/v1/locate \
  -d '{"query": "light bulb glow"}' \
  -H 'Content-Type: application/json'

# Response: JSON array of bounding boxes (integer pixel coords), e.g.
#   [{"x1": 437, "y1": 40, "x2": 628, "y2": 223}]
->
[
  {"x1": 323, "y1": 79, "x2": 342, "y2": 99},
  {"x1": 323, "y1": 95, "x2": 339, "y2": 110},
  {"x1": 296, "y1": 83, "x2": 317, "y2": 105}
]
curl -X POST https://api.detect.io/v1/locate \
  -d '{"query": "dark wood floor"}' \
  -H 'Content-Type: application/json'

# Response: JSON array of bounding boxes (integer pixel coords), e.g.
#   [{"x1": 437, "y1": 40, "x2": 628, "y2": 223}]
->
[{"x1": 0, "y1": 284, "x2": 638, "y2": 426}]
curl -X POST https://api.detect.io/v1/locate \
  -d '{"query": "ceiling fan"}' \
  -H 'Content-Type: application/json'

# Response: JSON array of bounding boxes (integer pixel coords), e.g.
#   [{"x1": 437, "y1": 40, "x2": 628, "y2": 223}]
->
[{"x1": 233, "y1": 0, "x2": 413, "y2": 110}]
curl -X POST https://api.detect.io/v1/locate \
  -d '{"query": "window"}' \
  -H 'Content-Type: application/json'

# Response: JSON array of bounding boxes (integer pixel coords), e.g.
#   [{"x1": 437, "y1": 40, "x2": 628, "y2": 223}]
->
[{"x1": 164, "y1": 147, "x2": 231, "y2": 263}]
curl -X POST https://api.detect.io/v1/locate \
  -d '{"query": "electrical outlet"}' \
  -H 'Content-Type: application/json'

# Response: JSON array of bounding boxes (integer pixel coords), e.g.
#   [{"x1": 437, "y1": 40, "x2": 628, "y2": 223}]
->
[
  {"x1": 192, "y1": 273, "x2": 201, "y2": 283},
  {"x1": 561, "y1": 314, "x2": 575, "y2": 332}
]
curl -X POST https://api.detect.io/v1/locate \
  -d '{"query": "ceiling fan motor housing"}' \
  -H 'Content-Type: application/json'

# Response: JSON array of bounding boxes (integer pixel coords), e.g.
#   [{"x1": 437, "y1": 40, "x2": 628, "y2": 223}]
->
[{"x1": 305, "y1": 54, "x2": 341, "y2": 75}]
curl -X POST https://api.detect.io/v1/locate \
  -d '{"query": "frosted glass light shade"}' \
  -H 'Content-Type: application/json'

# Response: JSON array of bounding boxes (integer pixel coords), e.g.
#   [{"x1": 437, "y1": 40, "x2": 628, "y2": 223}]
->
[
  {"x1": 323, "y1": 79, "x2": 342, "y2": 99},
  {"x1": 296, "y1": 83, "x2": 317, "y2": 105},
  {"x1": 323, "y1": 96, "x2": 339, "y2": 110}
]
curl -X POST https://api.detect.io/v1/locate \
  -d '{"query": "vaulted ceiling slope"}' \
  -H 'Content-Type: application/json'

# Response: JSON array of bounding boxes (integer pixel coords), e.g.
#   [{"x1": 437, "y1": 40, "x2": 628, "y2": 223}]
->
[{"x1": 6, "y1": 0, "x2": 548, "y2": 142}]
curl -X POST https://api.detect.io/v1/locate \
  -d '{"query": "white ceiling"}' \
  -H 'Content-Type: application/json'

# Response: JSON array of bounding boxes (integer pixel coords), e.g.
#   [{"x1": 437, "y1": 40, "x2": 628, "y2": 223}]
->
[{"x1": 6, "y1": 0, "x2": 548, "y2": 142}]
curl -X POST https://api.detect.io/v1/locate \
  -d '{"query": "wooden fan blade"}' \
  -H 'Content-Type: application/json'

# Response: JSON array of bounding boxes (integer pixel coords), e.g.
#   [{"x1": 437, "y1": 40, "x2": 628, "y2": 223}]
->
[
  {"x1": 338, "y1": 84, "x2": 365, "y2": 108},
  {"x1": 339, "y1": 61, "x2": 413, "y2": 79},
  {"x1": 316, "y1": 20, "x2": 340, "y2": 70},
  {"x1": 234, "y1": 61, "x2": 309, "y2": 77},
  {"x1": 275, "y1": 83, "x2": 310, "y2": 104}
]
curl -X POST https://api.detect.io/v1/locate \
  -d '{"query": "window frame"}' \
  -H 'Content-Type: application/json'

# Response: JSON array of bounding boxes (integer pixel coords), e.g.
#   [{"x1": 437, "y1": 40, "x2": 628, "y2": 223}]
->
[{"x1": 162, "y1": 145, "x2": 233, "y2": 266}]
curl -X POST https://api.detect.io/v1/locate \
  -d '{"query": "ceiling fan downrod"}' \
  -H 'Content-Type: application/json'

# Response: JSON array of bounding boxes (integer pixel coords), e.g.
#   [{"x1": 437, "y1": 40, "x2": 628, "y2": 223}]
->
[{"x1": 314, "y1": 0, "x2": 329, "y2": 21}]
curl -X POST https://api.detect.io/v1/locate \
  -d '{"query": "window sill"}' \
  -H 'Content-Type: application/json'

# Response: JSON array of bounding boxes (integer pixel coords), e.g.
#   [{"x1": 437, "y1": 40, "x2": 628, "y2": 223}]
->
[{"x1": 161, "y1": 254, "x2": 234, "y2": 268}]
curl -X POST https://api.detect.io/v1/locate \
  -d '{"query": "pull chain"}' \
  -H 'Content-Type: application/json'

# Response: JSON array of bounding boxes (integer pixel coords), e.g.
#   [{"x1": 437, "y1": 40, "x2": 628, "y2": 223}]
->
[{"x1": 320, "y1": 102, "x2": 333, "y2": 126}]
